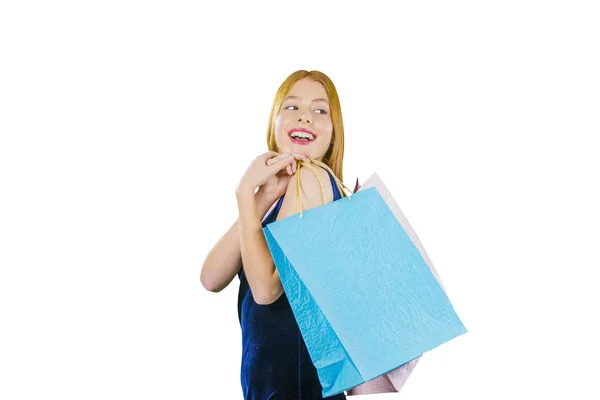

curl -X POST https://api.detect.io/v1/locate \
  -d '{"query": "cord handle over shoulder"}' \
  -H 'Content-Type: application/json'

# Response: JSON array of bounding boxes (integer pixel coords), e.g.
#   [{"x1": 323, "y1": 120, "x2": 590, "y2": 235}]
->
[{"x1": 294, "y1": 158, "x2": 353, "y2": 218}]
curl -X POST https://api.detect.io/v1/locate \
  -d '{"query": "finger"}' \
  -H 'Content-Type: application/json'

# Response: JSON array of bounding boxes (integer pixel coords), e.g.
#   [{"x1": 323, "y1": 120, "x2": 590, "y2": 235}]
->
[
  {"x1": 266, "y1": 153, "x2": 288, "y2": 166},
  {"x1": 291, "y1": 152, "x2": 311, "y2": 163},
  {"x1": 268, "y1": 152, "x2": 291, "y2": 163},
  {"x1": 287, "y1": 164, "x2": 292, "y2": 175},
  {"x1": 268, "y1": 155, "x2": 295, "y2": 174},
  {"x1": 265, "y1": 152, "x2": 291, "y2": 166},
  {"x1": 260, "y1": 151, "x2": 280, "y2": 161}
]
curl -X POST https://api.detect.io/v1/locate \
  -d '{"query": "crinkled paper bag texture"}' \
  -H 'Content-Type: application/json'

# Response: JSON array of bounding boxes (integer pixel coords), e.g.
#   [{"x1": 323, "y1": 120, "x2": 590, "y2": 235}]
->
[
  {"x1": 263, "y1": 179, "x2": 467, "y2": 398},
  {"x1": 346, "y1": 172, "x2": 452, "y2": 396}
]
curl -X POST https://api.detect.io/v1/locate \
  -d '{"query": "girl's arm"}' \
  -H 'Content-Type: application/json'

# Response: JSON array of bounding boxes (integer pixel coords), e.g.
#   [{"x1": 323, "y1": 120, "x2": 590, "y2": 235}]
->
[
  {"x1": 200, "y1": 194, "x2": 277, "y2": 293},
  {"x1": 236, "y1": 189, "x2": 283, "y2": 305},
  {"x1": 237, "y1": 166, "x2": 333, "y2": 305}
]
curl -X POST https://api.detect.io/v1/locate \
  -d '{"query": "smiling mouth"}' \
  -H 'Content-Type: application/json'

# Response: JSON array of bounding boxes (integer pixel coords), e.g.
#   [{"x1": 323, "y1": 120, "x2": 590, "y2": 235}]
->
[{"x1": 288, "y1": 130, "x2": 316, "y2": 143}]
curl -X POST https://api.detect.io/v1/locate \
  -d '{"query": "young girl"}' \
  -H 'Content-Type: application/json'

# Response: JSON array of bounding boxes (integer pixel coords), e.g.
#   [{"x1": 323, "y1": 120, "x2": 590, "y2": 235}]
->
[{"x1": 201, "y1": 70, "x2": 349, "y2": 399}]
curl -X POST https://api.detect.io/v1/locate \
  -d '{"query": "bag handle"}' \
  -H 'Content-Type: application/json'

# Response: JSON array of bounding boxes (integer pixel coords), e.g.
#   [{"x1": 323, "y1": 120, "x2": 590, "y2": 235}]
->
[{"x1": 294, "y1": 157, "x2": 354, "y2": 218}]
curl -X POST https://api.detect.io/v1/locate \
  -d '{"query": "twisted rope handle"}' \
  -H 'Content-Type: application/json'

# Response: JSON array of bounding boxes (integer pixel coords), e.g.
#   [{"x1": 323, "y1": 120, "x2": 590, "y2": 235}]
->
[{"x1": 294, "y1": 157, "x2": 354, "y2": 218}]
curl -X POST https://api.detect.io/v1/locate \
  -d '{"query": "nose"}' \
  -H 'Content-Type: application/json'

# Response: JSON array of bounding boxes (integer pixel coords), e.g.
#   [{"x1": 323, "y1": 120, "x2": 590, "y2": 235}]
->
[{"x1": 298, "y1": 110, "x2": 311, "y2": 123}]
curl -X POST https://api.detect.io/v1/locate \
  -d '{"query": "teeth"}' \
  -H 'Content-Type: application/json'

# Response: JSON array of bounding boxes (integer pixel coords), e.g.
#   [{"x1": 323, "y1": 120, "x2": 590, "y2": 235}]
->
[{"x1": 290, "y1": 131, "x2": 315, "y2": 140}]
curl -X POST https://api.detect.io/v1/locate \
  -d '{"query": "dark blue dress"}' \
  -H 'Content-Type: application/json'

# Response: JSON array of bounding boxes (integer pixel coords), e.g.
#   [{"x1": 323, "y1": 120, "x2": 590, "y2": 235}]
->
[{"x1": 237, "y1": 169, "x2": 347, "y2": 400}]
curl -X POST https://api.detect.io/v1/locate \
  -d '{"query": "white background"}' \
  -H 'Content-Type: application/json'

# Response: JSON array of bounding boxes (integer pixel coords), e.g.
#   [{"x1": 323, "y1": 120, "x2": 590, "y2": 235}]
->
[{"x1": 1, "y1": 1, "x2": 599, "y2": 399}]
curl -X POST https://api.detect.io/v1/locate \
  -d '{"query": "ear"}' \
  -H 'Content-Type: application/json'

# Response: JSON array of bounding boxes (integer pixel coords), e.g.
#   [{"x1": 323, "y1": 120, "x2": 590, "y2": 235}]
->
[{"x1": 353, "y1": 177, "x2": 361, "y2": 193}]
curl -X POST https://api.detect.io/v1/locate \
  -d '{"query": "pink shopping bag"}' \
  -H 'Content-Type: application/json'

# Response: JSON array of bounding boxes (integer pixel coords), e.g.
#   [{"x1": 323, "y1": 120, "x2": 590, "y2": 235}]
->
[{"x1": 346, "y1": 172, "x2": 447, "y2": 396}]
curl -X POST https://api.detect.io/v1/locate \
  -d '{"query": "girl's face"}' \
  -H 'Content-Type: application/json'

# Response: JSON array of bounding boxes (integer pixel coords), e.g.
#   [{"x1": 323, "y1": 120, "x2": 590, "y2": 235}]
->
[{"x1": 274, "y1": 78, "x2": 333, "y2": 161}]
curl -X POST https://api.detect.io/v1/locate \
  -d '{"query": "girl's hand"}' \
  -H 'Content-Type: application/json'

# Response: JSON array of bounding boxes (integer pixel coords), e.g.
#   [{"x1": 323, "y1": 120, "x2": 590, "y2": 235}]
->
[
  {"x1": 257, "y1": 152, "x2": 310, "y2": 203},
  {"x1": 235, "y1": 151, "x2": 310, "y2": 200}
]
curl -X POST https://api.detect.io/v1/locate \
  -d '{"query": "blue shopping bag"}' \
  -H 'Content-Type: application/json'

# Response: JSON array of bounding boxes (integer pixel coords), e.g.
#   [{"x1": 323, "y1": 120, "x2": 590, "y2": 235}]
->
[{"x1": 263, "y1": 161, "x2": 468, "y2": 398}]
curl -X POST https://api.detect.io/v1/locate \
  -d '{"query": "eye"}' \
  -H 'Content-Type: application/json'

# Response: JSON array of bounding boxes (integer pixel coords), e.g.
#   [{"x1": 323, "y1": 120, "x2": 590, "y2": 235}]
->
[{"x1": 284, "y1": 105, "x2": 328, "y2": 115}]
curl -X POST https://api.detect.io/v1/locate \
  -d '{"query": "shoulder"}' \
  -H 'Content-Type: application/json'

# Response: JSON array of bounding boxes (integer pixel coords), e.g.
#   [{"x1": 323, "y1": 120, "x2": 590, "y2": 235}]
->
[{"x1": 290, "y1": 165, "x2": 334, "y2": 209}]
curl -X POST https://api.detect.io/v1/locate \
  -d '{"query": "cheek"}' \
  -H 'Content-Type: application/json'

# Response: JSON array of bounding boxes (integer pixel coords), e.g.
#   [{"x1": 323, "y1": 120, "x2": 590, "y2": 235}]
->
[
  {"x1": 274, "y1": 115, "x2": 285, "y2": 138},
  {"x1": 274, "y1": 117, "x2": 282, "y2": 136},
  {"x1": 273, "y1": 114, "x2": 290, "y2": 150},
  {"x1": 275, "y1": 112, "x2": 290, "y2": 133},
  {"x1": 317, "y1": 119, "x2": 333, "y2": 139}
]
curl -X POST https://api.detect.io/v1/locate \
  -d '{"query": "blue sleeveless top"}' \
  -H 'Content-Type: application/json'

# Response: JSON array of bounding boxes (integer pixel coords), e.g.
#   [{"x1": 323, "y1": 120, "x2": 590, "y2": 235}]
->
[{"x1": 237, "y1": 169, "x2": 347, "y2": 400}]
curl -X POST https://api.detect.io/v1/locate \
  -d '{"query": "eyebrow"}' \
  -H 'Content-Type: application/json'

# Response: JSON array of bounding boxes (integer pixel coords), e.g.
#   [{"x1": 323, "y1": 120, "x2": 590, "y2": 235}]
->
[{"x1": 284, "y1": 95, "x2": 329, "y2": 104}]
